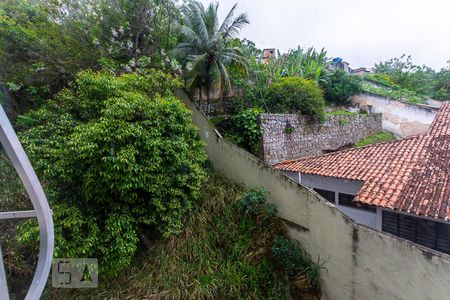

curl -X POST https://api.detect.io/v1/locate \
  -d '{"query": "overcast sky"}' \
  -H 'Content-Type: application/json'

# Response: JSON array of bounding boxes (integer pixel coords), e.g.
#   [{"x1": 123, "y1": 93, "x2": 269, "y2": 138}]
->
[{"x1": 199, "y1": 0, "x2": 450, "y2": 70}]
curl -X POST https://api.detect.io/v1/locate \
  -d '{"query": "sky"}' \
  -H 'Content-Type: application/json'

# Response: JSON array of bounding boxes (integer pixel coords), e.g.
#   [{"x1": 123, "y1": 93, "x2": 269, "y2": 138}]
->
[{"x1": 199, "y1": 0, "x2": 450, "y2": 70}]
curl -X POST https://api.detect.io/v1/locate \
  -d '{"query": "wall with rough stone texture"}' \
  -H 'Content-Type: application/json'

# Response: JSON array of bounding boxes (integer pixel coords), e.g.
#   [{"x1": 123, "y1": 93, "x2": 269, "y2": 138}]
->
[
  {"x1": 351, "y1": 93, "x2": 439, "y2": 138},
  {"x1": 260, "y1": 113, "x2": 382, "y2": 165},
  {"x1": 177, "y1": 90, "x2": 450, "y2": 300}
]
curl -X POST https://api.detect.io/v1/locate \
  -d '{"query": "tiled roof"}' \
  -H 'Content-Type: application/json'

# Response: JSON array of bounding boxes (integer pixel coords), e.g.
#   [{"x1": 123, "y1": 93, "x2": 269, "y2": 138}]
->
[{"x1": 274, "y1": 102, "x2": 450, "y2": 221}]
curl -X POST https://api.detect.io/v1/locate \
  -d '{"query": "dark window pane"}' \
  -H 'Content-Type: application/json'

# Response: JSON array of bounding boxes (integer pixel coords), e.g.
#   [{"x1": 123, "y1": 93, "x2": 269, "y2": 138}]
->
[
  {"x1": 416, "y1": 219, "x2": 436, "y2": 249},
  {"x1": 399, "y1": 215, "x2": 417, "y2": 241},
  {"x1": 338, "y1": 193, "x2": 354, "y2": 206},
  {"x1": 436, "y1": 222, "x2": 450, "y2": 254},
  {"x1": 382, "y1": 210, "x2": 399, "y2": 236},
  {"x1": 313, "y1": 188, "x2": 335, "y2": 203},
  {"x1": 339, "y1": 193, "x2": 376, "y2": 212}
]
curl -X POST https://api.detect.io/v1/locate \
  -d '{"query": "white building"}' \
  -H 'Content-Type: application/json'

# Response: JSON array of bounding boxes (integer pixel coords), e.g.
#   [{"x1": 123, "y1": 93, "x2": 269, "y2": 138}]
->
[{"x1": 275, "y1": 102, "x2": 450, "y2": 254}]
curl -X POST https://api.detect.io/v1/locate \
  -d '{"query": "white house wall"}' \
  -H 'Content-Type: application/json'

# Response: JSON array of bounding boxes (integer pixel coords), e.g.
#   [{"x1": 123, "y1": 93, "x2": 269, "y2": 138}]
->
[
  {"x1": 294, "y1": 173, "x2": 379, "y2": 230},
  {"x1": 351, "y1": 93, "x2": 437, "y2": 138}
]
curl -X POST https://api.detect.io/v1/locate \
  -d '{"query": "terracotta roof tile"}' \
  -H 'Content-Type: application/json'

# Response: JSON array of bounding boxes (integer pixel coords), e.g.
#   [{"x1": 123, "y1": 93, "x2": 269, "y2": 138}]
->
[{"x1": 274, "y1": 102, "x2": 450, "y2": 221}]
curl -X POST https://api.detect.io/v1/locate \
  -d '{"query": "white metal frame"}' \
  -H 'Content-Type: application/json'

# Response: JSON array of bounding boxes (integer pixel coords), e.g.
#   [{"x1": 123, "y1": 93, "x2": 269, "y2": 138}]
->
[{"x1": 0, "y1": 105, "x2": 54, "y2": 300}]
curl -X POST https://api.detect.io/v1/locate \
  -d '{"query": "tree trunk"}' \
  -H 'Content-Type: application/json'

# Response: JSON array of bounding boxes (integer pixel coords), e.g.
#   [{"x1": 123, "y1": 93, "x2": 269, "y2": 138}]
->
[{"x1": 198, "y1": 87, "x2": 202, "y2": 108}]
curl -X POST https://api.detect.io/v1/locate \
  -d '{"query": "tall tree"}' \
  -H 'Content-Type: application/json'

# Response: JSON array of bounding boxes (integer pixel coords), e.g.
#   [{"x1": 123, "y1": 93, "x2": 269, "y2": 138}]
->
[{"x1": 174, "y1": 1, "x2": 249, "y2": 111}]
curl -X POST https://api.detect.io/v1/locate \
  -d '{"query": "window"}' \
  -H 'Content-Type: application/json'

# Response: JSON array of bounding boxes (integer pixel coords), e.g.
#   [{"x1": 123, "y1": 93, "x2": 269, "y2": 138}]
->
[
  {"x1": 313, "y1": 188, "x2": 335, "y2": 203},
  {"x1": 338, "y1": 193, "x2": 376, "y2": 212},
  {"x1": 382, "y1": 210, "x2": 450, "y2": 254}
]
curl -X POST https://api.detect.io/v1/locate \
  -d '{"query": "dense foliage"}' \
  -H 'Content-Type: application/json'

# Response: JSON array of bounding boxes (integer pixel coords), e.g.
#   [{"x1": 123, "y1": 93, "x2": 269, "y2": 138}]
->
[
  {"x1": 361, "y1": 81, "x2": 426, "y2": 104},
  {"x1": 321, "y1": 69, "x2": 362, "y2": 105},
  {"x1": 374, "y1": 55, "x2": 435, "y2": 96},
  {"x1": 266, "y1": 47, "x2": 329, "y2": 84},
  {"x1": 231, "y1": 108, "x2": 264, "y2": 155},
  {"x1": 267, "y1": 77, "x2": 326, "y2": 120},
  {"x1": 17, "y1": 70, "x2": 207, "y2": 276},
  {"x1": 50, "y1": 174, "x2": 321, "y2": 299},
  {"x1": 433, "y1": 65, "x2": 450, "y2": 100},
  {"x1": 0, "y1": 0, "x2": 180, "y2": 115},
  {"x1": 272, "y1": 236, "x2": 323, "y2": 290}
]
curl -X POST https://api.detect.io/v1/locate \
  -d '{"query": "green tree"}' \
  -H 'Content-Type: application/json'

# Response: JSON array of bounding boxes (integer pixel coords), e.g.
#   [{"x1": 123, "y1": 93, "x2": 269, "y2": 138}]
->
[
  {"x1": 18, "y1": 70, "x2": 207, "y2": 276},
  {"x1": 266, "y1": 47, "x2": 329, "y2": 84},
  {"x1": 374, "y1": 55, "x2": 435, "y2": 96},
  {"x1": 0, "y1": 0, "x2": 181, "y2": 115},
  {"x1": 174, "y1": 1, "x2": 249, "y2": 111},
  {"x1": 321, "y1": 69, "x2": 362, "y2": 105},
  {"x1": 433, "y1": 64, "x2": 450, "y2": 100},
  {"x1": 0, "y1": 0, "x2": 99, "y2": 114},
  {"x1": 267, "y1": 77, "x2": 326, "y2": 121}
]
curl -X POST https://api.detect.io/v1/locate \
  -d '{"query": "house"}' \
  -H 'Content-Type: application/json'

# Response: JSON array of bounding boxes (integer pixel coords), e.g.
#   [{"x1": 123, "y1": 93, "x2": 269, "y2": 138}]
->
[
  {"x1": 328, "y1": 57, "x2": 350, "y2": 73},
  {"x1": 262, "y1": 48, "x2": 276, "y2": 64},
  {"x1": 351, "y1": 67, "x2": 371, "y2": 75},
  {"x1": 274, "y1": 102, "x2": 450, "y2": 254}
]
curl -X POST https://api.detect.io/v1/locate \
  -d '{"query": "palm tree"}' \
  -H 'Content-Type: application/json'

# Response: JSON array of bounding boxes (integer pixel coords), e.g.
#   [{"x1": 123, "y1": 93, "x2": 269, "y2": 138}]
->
[{"x1": 174, "y1": 1, "x2": 249, "y2": 112}]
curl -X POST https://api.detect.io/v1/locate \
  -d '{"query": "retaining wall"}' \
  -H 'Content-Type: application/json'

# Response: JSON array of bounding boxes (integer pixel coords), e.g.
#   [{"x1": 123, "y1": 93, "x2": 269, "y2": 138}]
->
[
  {"x1": 177, "y1": 90, "x2": 450, "y2": 300},
  {"x1": 351, "y1": 93, "x2": 438, "y2": 138},
  {"x1": 260, "y1": 113, "x2": 382, "y2": 165}
]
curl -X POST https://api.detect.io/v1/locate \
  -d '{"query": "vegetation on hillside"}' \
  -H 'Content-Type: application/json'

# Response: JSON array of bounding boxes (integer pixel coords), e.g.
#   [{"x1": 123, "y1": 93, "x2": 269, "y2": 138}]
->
[
  {"x1": 361, "y1": 81, "x2": 427, "y2": 105},
  {"x1": 354, "y1": 131, "x2": 396, "y2": 147},
  {"x1": 17, "y1": 70, "x2": 207, "y2": 276},
  {"x1": 321, "y1": 69, "x2": 362, "y2": 105},
  {"x1": 48, "y1": 173, "x2": 322, "y2": 299},
  {"x1": 267, "y1": 77, "x2": 326, "y2": 121},
  {"x1": 366, "y1": 55, "x2": 450, "y2": 102}
]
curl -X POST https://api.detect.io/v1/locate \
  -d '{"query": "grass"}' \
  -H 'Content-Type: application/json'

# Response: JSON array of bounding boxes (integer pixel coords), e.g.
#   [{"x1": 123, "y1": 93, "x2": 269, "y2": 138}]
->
[
  {"x1": 361, "y1": 81, "x2": 427, "y2": 105},
  {"x1": 47, "y1": 172, "x2": 321, "y2": 299},
  {"x1": 354, "y1": 131, "x2": 396, "y2": 147},
  {"x1": 327, "y1": 110, "x2": 358, "y2": 116}
]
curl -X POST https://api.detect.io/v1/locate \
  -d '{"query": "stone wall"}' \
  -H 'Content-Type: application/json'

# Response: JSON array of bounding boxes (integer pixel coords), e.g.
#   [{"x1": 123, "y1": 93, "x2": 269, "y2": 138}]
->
[
  {"x1": 260, "y1": 113, "x2": 382, "y2": 165},
  {"x1": 177, "y1": 90, "x2": 450, "y2": 300},
  {"x1": 351, "y1": 93, "x2": 439, "y2": 138}
]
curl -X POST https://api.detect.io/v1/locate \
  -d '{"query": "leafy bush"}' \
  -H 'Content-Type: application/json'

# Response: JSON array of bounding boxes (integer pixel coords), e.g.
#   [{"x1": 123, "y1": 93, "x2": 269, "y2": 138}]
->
[
  {"x1": 374, "y1": 55, "x2": 435, "y2": 96},
  {"x1": 231, "y1": 108, "x2": 264, "y2": 155},
  {"x1": 321, "y1": 70, "x2": 362, "y2": 105},
  {"x1": 267, "y1": 77, "x2": 325, "y2": 121},
  {"x1": 361, "y1": 81, "x2": 426, "y2": 104},
  {"x1": 53, "y1": 173, "x2": 315, "y2": 299},
  {"x1": 433, "y1": 67, "x2": 450, "y2": 101},
  {"x1": 363, "y1": 73, "x2": 398, "y2": 88},
  {"x1": 17, "y1": 70, "x2": 207, "y2": 276},
  {"x1": 241, "y1": 187, "x2": 277, "y2": 217},
  {"x1": 272, "y1": 236, "x2": 323, "y2": 289}
]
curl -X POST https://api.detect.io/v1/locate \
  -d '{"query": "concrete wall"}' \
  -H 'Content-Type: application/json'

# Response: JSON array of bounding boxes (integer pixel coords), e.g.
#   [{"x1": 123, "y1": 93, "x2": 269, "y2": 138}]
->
[
  {"x1": 177, "y1": 90, "x2": 450, "y2": 300},
  {"x1": 260, "y1": 113, "x2": 382, "y2": 165},
  {"x1": 351, "y1": 93, "x2": 438, "y2": 138}
]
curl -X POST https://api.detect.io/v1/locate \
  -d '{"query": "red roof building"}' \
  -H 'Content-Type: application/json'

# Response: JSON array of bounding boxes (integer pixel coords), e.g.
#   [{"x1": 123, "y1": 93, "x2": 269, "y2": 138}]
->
[{"x1": 274, "y1": 102, "x2": 450, "y2": 253}]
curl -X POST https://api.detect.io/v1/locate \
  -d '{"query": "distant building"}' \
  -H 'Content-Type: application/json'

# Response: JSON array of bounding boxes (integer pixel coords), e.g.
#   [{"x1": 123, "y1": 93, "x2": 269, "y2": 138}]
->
[
  {"x1": 352, "y1": 67, "x2": 372, "y2": 76},
  {"x1": 262, "y1": 48, "x2": 276, "y2": 64},
  {"x1": 274, "y1": 102, "x2": 450, "y2": 255},
  {"x1": 329, "y1": 57, "x2": 350, "y2": 73}
]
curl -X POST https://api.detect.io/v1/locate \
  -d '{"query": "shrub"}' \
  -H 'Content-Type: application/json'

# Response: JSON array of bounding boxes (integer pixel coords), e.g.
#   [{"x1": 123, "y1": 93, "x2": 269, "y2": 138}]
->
[
  {"x1": 272, "y1": 236, "x2": 323, "y2": 289},
  {"x1": 17, "y1": 70, "x2": 207, "y2": 276},
  {"x1": 241, "y1": 187, "x2": 277, "y2": 217},
  {"x1": 321, "y1": 70, "x2": 362, "y2": 105},
  {"x1": 232, "y1": 108, "x2": 264, "y2": 155},
  {"x1": 267, "y1": 77, "x2": 325, "y2": 121}
]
